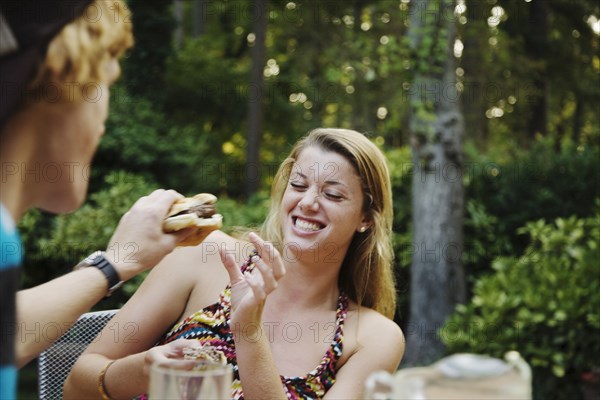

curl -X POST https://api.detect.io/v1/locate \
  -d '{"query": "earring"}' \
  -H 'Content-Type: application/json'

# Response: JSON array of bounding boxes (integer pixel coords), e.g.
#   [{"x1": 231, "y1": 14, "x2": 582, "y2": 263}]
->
[{"x1": 359, "y1": 226, "x2": 366, "y2": 233}]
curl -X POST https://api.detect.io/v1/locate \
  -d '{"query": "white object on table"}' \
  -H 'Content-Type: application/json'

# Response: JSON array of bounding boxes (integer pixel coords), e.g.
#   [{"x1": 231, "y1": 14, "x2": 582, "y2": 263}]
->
[{"x1": 364, "y1": 352, "x2": 532, "y2": 400}]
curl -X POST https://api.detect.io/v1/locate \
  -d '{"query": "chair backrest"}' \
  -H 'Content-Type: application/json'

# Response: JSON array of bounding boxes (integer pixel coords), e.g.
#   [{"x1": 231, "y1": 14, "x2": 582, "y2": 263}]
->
[{"x1": 38, "y1": 309, "x2": 118, "y2": 400}]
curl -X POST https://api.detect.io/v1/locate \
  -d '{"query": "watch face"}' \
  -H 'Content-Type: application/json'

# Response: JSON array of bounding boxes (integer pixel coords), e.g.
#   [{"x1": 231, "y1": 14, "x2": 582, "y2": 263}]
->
[{"x1": 85, "y1": 250, "x2": 105, "y2": 265}]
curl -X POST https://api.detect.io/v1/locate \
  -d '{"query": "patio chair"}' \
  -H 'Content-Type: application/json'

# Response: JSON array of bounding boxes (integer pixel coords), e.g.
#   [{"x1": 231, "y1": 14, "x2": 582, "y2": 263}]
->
[{"x1": 38, "y1": 309, "x2": 118, "y2": 399}]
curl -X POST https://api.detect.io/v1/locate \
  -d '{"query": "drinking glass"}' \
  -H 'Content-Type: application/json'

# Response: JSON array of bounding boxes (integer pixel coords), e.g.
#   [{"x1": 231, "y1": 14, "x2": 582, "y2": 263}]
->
[{"x1": 148, "y1": 359, "x2": 232, "y2": 399}]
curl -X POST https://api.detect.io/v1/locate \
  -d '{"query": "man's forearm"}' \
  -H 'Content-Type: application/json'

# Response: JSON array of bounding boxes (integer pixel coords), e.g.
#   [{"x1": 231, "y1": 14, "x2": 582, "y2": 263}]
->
[{"x1": 15, "y1": 267, "x2": 110, "y2": 367}]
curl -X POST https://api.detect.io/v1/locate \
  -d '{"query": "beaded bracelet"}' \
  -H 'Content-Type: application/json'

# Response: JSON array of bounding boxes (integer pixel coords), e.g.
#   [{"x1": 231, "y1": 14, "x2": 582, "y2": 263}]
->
[{"x1": 98, "y1": 359, "x2": 116, "y2": 400}]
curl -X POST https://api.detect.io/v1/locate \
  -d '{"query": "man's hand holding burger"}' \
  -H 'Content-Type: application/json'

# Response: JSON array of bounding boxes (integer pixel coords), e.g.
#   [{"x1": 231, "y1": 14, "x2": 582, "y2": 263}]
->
[{"x1": 103, "y1": 190, "x2": 221, "y2": 282}]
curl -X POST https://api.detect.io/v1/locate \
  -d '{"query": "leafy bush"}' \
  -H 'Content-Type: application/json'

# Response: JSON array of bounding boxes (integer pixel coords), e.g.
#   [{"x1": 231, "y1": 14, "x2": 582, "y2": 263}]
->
[
  {"x1": 460, "y1": 140, "x2": 599, "y2": 299},
  {"x1": 467, "y1": 141, "x2": 600, "y2": 257},
  {"x1": 95, "y1": 85, "x2": 214, "y2": 195},
  {"x1": 100, "y1": 82, "x2": 289, "y2": 198},
  {"x1": 385, "y1": 146, "x2": 413, "y2": 324},
  {"x1": 383, "y1": 142, "x2": 599, "y2": 333},
  {"x1": 442, "y1": 206, "x2": 600, "y2": 399},
  {"x1": 18, "y1": 209, "x2": 57, "y2": 288},
  {"x1": 462, "y1": 199, "x2": 509, "y2": 288},
  {"x1": 217, "y1": 193, "x2": 271, "y2": 235},
  {"x1": 39, "y1": 172, "x2": 158, "y2": 261}
]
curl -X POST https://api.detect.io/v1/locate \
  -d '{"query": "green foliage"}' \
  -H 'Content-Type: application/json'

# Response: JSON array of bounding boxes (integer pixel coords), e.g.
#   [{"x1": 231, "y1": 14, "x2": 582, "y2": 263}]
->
[
  {"x1": 385, "y1": 146, "x2": 413, "y2": 322},
  {"x1": 122, "y1": 0, "x2": 175, "y2": 103},
  {"x1": 462, "y1": 199, "x2": 508, "y2": 287},
  {"x1": 165, "y1": 36, "x2": 248, "y2": 131},
  {"x1": 442, "y1": 208, "x2": 600, "y2": 399},
  {"x1": 40, "y1": 172, "x2": 158, "y2": 260},
  {"x1": 385, "y1": 140, "x2": 599, "y2": 327},
  {"x1": 474, "y1": 0, "x2": 600, "y2": 147},
  {"x1": 27, "y1": 172, "x2": 158, "y2": 307},
  {"x1": 96, "y1": 85, "x2": 217, "y2": 195},
  {"x1": 467, "y1": 140, "x2": 600, "y2": 257},
  {"x1": 217, "y1": 193, "x2": 271, "y2": 234},
  {"x1": 17, "y1": 209, "x2": 57, "y2": 289},
  {"x1": 386, "y1": 146, "x2": 413, "y2": 269}
]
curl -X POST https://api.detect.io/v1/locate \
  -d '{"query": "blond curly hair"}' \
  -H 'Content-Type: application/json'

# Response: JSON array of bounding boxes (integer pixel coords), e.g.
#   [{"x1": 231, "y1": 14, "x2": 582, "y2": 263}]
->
[{"x1": 27, "y1": 0, "x2": 133, "y2": 102}]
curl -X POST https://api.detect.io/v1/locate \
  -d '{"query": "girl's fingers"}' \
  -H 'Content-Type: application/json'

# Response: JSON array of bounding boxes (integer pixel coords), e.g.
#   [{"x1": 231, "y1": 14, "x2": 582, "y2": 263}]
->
[
  {"x1": 262, "y1": 240, "x2": 286, "y2": 280},
  {"x1": 248, "y1": 232, "x2": 286, "y2": 280},
  {"x1": 244, "y1": 271, "x2": 266, "y2": 300},
  {"x1": 248, "y1": 232, "x2": 269, "y2": 259},
  {"x1": 220, "y1": 246, "x2": 245, "y2": 285},
  {"x1": 252, "y1": 255, "x2": 278, "y2": 293}
]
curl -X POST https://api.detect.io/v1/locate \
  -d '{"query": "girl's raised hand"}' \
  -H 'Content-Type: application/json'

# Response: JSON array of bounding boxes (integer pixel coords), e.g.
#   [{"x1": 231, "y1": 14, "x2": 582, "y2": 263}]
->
[{"x1": 219, "y1": 232, "x2": 285, "y2": 328}]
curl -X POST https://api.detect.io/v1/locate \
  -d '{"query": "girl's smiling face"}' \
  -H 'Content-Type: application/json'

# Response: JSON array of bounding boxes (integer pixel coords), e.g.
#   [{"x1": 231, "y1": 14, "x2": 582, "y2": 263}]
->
[{"x1": 280, "y1": 145, "x2": 369, "y2": 264}]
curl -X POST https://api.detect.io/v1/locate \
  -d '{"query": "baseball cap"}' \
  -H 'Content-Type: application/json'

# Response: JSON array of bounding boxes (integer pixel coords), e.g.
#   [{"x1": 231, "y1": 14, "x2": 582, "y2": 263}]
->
[{"x1": 0, "y1": 0, "x2": 94, "y2": 128}]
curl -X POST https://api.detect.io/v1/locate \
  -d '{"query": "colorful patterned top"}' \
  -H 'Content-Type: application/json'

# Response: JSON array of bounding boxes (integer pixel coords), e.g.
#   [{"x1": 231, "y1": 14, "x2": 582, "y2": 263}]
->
[{"x1": 157, "y1": 256, "x2": 349, "y2": 399}]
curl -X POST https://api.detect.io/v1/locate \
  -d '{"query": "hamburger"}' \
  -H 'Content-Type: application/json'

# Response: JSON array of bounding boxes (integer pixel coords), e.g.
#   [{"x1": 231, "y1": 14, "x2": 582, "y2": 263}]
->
[
  {"x1": 183, "y1": 346, "x2": 227, "y2": 366},
  {"x1": 164, "y1": 193, "x2": 223, "y2": 246}
]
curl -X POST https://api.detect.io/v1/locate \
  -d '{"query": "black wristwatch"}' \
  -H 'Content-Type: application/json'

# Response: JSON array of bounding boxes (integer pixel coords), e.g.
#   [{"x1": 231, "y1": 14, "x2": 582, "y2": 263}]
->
[{"x1": 75, "y1": 251, "x2": 124, "y2": 296}]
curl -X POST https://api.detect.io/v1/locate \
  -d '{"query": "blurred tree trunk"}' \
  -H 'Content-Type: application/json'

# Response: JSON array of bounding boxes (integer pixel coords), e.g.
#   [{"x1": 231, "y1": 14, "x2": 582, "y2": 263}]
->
[
  {"x1": 351, "y1": 0, "x2": 370, "y2": 132},
  {"x1": 193, "y1": 0, "x2": 205, "y2": 37},
  {"x1": 246, "y1": 0, "x2": 266, "y2": 197},
  {"x1": 173, "y1": 0, "x2": 183, "y2": 47},
  {"x1": 526, "y1": 0, "x2": 549, "y2": 139},
  {"x1": 461, "y1": 0, "x2": 490, "y2": 146},
  {"x1": 403, "y1": 0, "x2": 466, "y2": 366},
  {"x1": 572, "y1": 98, "x2": 584, "y2": 143},
  {"x1": 125, "y1": 0, "x2": 175, "y2": 105}
]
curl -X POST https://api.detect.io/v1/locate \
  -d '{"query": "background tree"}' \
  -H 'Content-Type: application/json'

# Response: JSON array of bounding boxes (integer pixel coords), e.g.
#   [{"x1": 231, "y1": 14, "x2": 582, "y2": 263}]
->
[
  {"x1": 460, "y1": 0, "x2": 491, "y2": 146},
  {"x1": 123, "y1": 0, "x2": 175, "y2": 104},
  {"x1": 475, "y1": 0, "x2": 600, "y2": 148},
  {"x1": 402, "y1": 0, "x2": 466, "y2": 366},
  {"x1": 246, "y1": 0, "x2": 267, "y2": 197}
]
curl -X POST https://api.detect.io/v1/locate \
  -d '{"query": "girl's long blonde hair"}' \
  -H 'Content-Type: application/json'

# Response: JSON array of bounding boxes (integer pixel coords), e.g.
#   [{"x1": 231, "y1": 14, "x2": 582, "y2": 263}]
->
[{"x1": 261, "y1": 128, "x2": 397, "y2": 318}]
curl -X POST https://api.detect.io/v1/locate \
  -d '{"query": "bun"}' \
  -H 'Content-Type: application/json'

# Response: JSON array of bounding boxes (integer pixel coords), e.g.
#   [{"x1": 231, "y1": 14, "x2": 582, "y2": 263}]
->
[
  {"x1": 163, "y1": 193, "x2": 223, "y2": 246},
  {"x1": 166, "y1": 193, "x2": 217, "y2": 217}
]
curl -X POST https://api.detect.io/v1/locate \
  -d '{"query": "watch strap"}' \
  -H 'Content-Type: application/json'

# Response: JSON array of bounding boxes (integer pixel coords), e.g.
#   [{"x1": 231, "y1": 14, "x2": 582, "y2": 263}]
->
[
  {"x1": 76, "y1": 251, "x2": 123, "y2": 296},
  {"x1": 94, "y1": 255, "x2": 122, "y2": 293}
]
